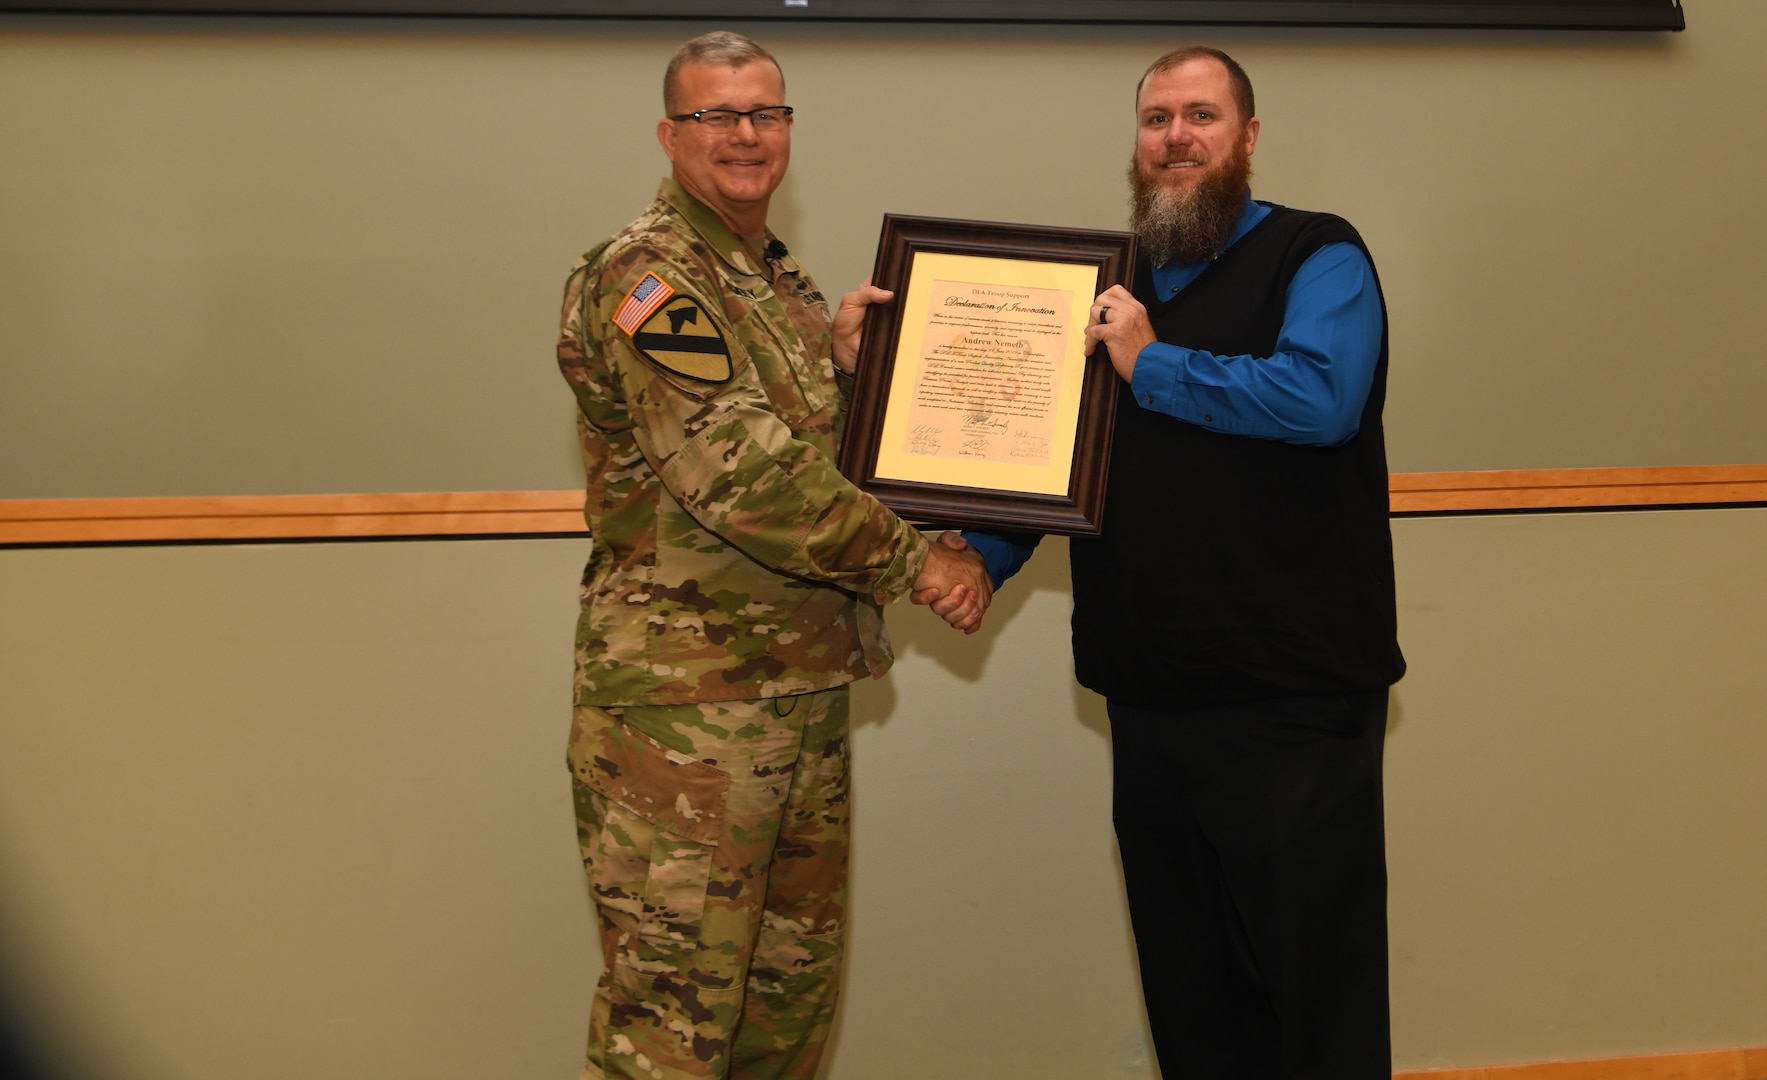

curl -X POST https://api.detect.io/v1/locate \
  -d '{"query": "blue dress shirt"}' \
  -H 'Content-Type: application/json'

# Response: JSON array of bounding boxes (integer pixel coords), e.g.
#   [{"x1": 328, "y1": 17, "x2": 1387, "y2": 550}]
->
[{"x1": 964, "y1": 193, "x2": 1384, "y2": 587}]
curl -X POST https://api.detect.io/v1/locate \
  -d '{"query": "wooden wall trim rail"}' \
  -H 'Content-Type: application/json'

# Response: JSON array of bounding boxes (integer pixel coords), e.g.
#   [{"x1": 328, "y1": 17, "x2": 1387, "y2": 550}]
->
[
  {"x1": 1388, "y1": 464, "x2": 1767, "y2": 515},
  {"x1": 3, "y1": 466, "x2": 1766, "y2": 545},
  {"x1": 1394, "y1": 1044, "x2": 1767, "y2": 1080},
  {"x1": 0, "y1": 490, "x2": 587, "y2": 545}
]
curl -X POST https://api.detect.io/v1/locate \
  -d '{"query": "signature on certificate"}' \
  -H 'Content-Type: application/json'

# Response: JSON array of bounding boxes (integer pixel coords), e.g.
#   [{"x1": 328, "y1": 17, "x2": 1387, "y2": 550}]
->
[{"x1": 1010, "y1": 428, "x2": 1052, "y2": 461}]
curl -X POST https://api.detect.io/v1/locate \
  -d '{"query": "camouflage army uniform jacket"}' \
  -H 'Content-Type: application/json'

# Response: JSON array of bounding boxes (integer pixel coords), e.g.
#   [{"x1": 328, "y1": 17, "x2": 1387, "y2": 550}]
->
[{"x1": 557, "y1": 179, "x2": 931, "y2": 707}]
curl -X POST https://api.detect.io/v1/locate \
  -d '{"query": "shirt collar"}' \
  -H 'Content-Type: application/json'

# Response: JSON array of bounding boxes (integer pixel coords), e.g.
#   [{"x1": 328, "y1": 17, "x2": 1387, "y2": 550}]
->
[{"x1": 656, "y1": 177, "x2": 801, "y2": 280}]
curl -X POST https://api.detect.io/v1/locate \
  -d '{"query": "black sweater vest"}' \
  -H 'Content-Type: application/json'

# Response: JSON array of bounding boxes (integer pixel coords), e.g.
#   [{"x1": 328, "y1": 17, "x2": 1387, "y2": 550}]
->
[{"x1": 1068, "y1": 206, "x2": 1405, "y2": 708}]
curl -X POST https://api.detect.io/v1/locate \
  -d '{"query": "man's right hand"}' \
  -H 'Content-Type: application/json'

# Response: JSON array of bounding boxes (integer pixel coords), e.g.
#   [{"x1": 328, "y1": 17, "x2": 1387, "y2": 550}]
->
[
  {"x1": 832, "y1": 279, "x2": 896, "y2": 374},
  {"x1": 910, "y1": 531, "x2": 993, "y2": 634}
]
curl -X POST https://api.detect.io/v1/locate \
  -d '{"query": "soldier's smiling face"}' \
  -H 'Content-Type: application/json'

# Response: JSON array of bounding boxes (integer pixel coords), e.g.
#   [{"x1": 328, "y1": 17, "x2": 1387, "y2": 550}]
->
[{"x1": 658, "y1": 60, "x2": 792, "y2": 237}]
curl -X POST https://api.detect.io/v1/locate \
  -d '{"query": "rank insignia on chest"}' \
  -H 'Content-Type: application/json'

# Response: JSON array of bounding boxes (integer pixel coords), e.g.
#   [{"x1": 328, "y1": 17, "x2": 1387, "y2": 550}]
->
[{"x1": 629, "y1": 294, "x2": 734, "y2": 384}]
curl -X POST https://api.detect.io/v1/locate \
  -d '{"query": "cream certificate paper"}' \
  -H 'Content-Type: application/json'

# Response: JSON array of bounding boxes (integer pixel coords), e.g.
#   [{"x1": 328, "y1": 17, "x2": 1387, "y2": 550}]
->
[{"x1": 873, "y1": 252, "x2": 1098, "y2": 496}]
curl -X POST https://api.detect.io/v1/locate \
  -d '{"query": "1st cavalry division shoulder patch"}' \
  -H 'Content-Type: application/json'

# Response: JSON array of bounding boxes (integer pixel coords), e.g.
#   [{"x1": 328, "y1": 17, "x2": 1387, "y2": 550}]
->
[{"x1": 625, "y1": 289, "x2": 733, "y2": 384}]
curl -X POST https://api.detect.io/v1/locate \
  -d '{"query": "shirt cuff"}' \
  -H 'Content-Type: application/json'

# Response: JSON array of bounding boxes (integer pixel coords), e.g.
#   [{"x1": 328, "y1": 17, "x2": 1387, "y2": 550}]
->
[{"x1": 959, "y1": 529, "x2": 1040, "y2": 588}]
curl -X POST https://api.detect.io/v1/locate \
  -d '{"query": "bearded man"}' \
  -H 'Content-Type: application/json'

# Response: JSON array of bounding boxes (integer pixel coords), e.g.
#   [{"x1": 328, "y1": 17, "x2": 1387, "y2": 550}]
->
[{"x1": 948, "y1": 46, "x2": 1406, "y2": 1080}]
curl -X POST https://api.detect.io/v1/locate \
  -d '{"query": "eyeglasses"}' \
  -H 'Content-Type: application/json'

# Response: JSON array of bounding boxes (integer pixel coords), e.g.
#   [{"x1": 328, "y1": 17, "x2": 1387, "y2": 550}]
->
[{"x1": 669, "y1": 106, "x2": 794, "y2": 132}]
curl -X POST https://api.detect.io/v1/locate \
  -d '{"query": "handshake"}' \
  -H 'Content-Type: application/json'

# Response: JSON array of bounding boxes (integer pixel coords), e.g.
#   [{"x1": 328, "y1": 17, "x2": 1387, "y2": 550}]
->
[
  {"x1": 908, "y1": 531, "x2": 993, "y2": 635},
  {"x1": 836, "y1": 285, "x2": 994, "y2": 634}
]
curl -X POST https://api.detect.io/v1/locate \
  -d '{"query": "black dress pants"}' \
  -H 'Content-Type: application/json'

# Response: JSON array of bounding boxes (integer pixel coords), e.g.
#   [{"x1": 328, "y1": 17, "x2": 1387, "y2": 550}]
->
[{"x1": 1108, "y1": 691, "x2": 1391, "y2": 1080}]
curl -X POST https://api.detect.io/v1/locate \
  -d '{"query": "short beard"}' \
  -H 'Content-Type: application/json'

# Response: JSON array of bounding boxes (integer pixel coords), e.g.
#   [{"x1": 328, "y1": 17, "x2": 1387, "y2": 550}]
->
[{"x1": 1128, "y1": 143, "x2": 1252, "y2": 266}]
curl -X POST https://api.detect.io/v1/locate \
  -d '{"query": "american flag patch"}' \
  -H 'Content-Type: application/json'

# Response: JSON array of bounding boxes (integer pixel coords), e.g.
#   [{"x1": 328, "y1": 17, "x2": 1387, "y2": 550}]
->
[{"x1": 612, "y1": 272, "x2": 675, "y2": 335}]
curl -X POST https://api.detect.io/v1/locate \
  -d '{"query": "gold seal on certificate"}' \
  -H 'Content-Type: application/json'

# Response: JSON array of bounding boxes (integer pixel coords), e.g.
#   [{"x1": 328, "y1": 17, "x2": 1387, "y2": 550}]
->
[{"x1": 838, "y1": 215, "x2": 1136, "y2": 536}]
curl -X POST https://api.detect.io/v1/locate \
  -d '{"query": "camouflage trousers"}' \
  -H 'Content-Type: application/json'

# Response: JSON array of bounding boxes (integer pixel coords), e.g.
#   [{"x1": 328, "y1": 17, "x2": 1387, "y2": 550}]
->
[{"x1": 568, "y1": 688, "x2": 851, "y2": 1080}]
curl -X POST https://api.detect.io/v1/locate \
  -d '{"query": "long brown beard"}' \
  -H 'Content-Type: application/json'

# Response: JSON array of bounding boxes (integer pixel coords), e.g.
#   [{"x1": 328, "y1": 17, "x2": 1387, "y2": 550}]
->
[{"x1": 1128, "y1": 139, "x2": 1253, "y2": 266}]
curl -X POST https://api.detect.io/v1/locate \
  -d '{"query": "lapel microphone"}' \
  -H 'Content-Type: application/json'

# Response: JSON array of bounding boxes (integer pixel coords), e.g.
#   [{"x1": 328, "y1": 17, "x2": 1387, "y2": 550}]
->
[{"x1": 763, "y1": 239, "x2": 789, "y2": 262}]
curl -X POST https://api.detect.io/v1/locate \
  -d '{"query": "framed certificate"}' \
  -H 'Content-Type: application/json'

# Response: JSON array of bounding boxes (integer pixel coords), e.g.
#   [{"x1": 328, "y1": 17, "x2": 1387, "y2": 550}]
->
[{"x1": 838, "y1": 215, "x2": 1136, "y2": 536}]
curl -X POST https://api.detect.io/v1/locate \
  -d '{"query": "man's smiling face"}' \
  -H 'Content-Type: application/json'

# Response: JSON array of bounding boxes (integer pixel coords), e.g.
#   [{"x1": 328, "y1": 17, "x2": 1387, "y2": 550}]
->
[
  {"x1": 657, "y1": 59, "x2": 792, "y2": 237},
  {"x1": 1132, "y1": 56, "x2": 1258, "y2": 197}
]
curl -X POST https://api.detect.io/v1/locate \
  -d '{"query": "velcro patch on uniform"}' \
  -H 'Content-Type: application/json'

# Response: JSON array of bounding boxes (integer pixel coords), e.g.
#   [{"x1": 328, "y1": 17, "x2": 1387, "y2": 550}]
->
[
  {"x1": 612, "y1": 271, "x2": 675, "y2": 335},
  {"x1": 632, "y1": 295, "x2": 734, "y2": 384}
]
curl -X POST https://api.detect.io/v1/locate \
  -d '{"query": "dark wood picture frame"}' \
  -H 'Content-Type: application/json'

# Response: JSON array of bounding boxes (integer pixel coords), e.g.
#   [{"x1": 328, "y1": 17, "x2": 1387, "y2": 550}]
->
[{"x1": 837, "y1": 215, "x2": 1136, "y2": 537}]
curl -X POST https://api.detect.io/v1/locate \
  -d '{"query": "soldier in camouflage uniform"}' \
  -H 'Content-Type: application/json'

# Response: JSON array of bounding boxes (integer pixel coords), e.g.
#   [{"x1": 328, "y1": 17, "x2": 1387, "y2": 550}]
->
[{"x1": 555, "y1": 32, "x2": 990, "y2": 1080}]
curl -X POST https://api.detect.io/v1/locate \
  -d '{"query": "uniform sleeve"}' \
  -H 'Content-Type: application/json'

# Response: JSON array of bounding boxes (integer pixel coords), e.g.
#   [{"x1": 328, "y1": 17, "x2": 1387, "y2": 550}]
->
[
  {"x1": 577, "y1": 248, "x2": 930, "y2": 606},
  {"x1": 832, "y1": 366, "x2": 857, "y2": 422},
  {"x1": 1127, "y1": 241, "x2": 1382, "y2": 447}
]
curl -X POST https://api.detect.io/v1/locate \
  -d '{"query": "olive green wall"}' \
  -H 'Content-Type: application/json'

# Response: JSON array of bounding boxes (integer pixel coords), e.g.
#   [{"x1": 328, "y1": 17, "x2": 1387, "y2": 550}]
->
[
  {"x1": 3, "y1": 512, "x2": 1766, "y2": 1080},
  {"x1": 3, "y1": 3, "x2": 1766, "y2": 1079},
  {"x1": 3, "y1": 3, "x2": 1767, "y2": 497}
]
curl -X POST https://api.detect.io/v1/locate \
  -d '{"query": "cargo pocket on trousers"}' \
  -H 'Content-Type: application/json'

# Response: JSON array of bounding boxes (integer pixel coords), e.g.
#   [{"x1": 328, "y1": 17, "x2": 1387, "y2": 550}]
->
[{"x1": 571, "y1": 714, "x2": 731, "y2": 943}]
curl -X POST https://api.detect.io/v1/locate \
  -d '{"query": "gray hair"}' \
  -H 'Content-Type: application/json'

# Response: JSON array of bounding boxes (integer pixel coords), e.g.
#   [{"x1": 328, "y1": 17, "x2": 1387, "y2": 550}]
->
[{"x1": 663, "y1": 32, "x2": 784, "y2": 115}]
